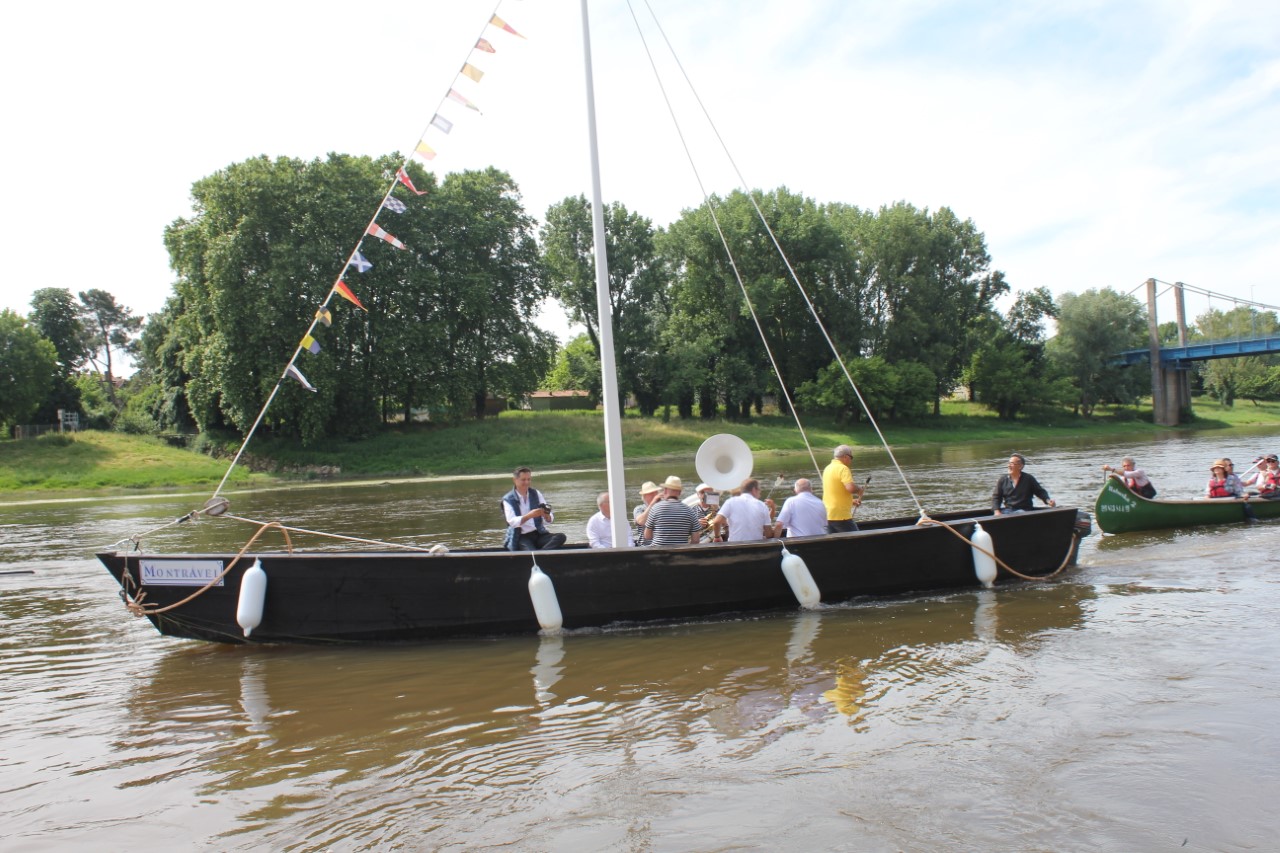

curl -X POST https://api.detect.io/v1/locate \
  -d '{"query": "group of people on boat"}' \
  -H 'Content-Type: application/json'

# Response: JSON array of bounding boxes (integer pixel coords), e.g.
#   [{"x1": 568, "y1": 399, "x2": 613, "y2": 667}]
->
[
  {"x1": 503, "y1": 445, "x2": 1068, "y2": 551},
  {"x1": 1101, "y1": 453, "x2": 1280, "y2": 501}
]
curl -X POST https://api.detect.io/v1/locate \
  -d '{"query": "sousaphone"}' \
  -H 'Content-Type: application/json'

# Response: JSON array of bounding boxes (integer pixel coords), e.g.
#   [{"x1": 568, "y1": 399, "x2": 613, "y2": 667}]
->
[{"x1": 695, "y1": 433, "x2": 754, "y2": 492}]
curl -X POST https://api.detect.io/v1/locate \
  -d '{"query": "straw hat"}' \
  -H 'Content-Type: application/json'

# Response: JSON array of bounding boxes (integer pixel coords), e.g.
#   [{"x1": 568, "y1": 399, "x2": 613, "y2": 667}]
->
[
  {"x1": 1210, "y1": 458, "x2": 1229, "y2": 472},
  {"x1": 638, "y1": 481, "x2": 661, "y2": 496},
  {"x1": 662, "y1": 475, "x2": 683, "y2": 491}
]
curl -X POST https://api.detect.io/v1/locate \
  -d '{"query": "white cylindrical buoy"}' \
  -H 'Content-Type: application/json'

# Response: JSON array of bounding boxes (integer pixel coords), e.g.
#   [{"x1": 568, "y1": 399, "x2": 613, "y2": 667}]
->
[
  {"x1": 971, "y1": 524, "x2": 997, "y2": 589},
  {"x1": 236, "y1": 558, "x2": 268, "y2": 637},
  {"x1": 528, "y1": 565, "x2": 563, "y2": 630},
  {"x1": 780, "y1": 547, "x2": 822, "y2": 608}
]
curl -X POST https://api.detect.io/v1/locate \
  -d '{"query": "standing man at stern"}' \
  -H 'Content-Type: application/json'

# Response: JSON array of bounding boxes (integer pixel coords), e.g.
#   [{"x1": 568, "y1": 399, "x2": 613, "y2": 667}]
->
[
  {"x1": 823, "y1": 444, "x2": 865, "y2": 534},
  {"x1": 992, "y1": 453, "x2": 1056, "y2": 515},
  {"x1": 502, "y1": 466, "x2": 567, "y2": 551}
]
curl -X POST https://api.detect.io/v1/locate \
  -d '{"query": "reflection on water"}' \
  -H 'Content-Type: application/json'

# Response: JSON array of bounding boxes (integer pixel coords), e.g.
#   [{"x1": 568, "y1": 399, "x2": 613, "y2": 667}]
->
[{"x1": 4, "y1": 428, "x2": 1280, "y2": 849}]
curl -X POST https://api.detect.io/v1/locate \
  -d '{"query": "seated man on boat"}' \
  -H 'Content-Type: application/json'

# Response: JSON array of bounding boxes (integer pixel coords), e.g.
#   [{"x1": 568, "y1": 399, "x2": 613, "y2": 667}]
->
[
  {"x1": 643, "y1": 476, "x2": 707, "y2": 546},
  {"x1": 586, "y1": 491, "x2": 633, "y2": 548},
  {"x1": 710, "y1": 477, "x2": 778, "y2": 543},
  {"x1": 1102, "y1": 456, "x2": 1156, "y2": 498},
  {"x1": 633, "y1": 480, "x2": 663, "y2": 539},
  {"x1": 771, "y1": 477, "x2": 828, "y2": 538},
  {"x1": 992, "y1": 453, "x2": 1056, "y2": 515},
  {"x1": 683, "y1": 482, "x2": 726, "y2": 541},
  {"x1": 823, "y1": 444, "x2": 865, "y2": 533},
  {"x1": 502, "y1": 466, "x2": 567, "y2": 551}
]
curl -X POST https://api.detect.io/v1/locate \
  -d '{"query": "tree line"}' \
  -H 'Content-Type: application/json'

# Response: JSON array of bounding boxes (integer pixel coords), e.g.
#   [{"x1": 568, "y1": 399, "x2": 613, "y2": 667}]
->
[{"x1": 4, "y1": 152, "x2": 1278, "y2": 439}]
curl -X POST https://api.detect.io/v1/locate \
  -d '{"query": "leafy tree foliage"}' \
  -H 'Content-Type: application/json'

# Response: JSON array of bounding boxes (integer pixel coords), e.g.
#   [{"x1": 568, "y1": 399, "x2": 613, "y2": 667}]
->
[
  {"x1": 796, "y1": 356, "x2": 933, "y2": 423},
  {"x1": 0, "y1": 309, "x2": 58, "y2": 430},
  {"x1": 660, "y1": 188, "x2": 857, "y2": 420},
  {"x1": 28, "y1": 287, "x2": 88, "y2": 421},
  {"x1": 541, "y1": 196, "x2": 668, "y2": 415},
  {"x1": 544, "y1": 333, "x2": 602, "y2": 403},
  {"x1": 157, "y1": 155, "x2": 551, "y2": 443},
  {"x1": 1196, "y1": 307, "x2": 1279, "y2": 406},
  {"x1": 968, "y1": 287, "x2": 1063, "y2": 419},
  {"x1": 1047, "y1": 288, "x2": 1146, "y2": 416},
  {"x1": 79, "y1": 288, "x2": 142, "y2": 409},
  {"x1": 853, "y1": 202, "x2": 1009, "y2": 414}
]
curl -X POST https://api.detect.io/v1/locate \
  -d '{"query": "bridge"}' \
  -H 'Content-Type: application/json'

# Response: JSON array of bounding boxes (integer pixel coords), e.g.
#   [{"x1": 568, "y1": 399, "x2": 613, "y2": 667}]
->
[
  {"x1": 1113, "y1": 335, "x2": 1280, "y2": 367},
  {"x1": 1118, "y1": 279, "x2": 1280, "y2": 426}
]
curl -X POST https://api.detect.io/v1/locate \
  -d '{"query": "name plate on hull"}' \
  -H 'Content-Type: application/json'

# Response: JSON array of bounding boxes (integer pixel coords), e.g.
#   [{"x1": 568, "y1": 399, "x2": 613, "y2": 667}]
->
[{"x1": 140, "y1": 559, "x2": 225, "y2": 586}]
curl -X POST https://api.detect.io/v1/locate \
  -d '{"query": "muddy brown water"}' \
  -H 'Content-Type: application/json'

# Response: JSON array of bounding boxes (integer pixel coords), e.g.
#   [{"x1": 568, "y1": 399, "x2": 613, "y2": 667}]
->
[{"x1": 3, "y1": 430, "x2": 1278, "y2": 850}]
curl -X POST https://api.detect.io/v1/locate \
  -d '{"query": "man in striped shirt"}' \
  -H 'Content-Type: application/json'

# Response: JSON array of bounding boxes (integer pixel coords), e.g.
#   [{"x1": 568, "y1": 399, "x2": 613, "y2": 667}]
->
[{"x1": 643, "y1": 476, "x2": 705, "y2": 546}]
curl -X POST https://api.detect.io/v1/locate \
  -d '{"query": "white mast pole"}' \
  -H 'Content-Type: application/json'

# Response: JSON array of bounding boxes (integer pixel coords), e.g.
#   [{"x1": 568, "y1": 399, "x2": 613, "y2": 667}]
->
[{"x1": 580, "y1": 0, "x2": 631, "y2": 548}]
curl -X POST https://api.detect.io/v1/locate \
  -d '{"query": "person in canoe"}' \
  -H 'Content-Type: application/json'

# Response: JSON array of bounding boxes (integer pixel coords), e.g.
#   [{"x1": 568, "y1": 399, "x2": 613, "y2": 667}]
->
[
  {"x1": 1206, "y1": 459, "x2": 1245, "y2": 499},
  {"x1": 1242, "y1": 454, "x2": 1280, "y2": 497},
  {"x1": 993, "y1": 453, "x2": 1057, "y2": 515},
  {"x1": 502, "y1": 466, "x2": 568, "y2": 551},
  {"x1": 1101, "y1": 456, "x2": 1157, "y2": 498}
]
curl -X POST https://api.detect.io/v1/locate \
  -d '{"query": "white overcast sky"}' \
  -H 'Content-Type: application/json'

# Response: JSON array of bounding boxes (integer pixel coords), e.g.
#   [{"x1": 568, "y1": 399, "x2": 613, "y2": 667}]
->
[{"x1": 3, "y1": 0, "x2": 1278, "y2": 341}]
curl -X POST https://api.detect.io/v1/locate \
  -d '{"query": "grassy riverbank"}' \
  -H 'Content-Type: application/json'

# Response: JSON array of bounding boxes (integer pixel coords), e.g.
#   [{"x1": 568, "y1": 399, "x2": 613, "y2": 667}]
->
[{"x1": 4, "y1": 398, "x2": 1280, "y2": 497}]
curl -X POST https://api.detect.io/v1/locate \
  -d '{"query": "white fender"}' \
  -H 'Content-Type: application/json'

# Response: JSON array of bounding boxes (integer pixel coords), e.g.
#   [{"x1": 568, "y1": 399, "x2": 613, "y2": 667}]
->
[
  {"x1": 528, "y1": 565, "x2": 563, "y2": 630},
  {"x1": 236, "y1": 558, "x2": 268, "y2": 637},
  {"x1": 971, "y1": 523, "x2": 997, "y2": 589},
  {"x1": 780, "y1": 547, "x2": 821, "y2": 608}
]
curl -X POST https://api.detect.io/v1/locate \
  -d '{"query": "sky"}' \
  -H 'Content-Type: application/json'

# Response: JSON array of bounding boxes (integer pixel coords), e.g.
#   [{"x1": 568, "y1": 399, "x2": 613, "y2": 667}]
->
[{"x1": 3, "y1": 0, "x2": 1278, "y2": 347}]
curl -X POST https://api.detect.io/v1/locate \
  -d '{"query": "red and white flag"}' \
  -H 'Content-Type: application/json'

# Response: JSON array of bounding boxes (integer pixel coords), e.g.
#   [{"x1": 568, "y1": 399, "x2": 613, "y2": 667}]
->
[
  {"x1": 489, "y1": 14, "x2": 525, "y2": 39},
  {"x1": 397, "y1": 167, "x2": 428, "y2": 196},
  {"x1": 366, "y1": 223, "x2": 407, "y2": 250}
]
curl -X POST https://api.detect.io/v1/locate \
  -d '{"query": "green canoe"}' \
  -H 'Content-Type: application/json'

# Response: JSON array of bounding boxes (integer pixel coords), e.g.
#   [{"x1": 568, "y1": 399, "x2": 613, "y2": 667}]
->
[{"x1": 1094, "y1": 475, "x2": 1280, "y2": 534}]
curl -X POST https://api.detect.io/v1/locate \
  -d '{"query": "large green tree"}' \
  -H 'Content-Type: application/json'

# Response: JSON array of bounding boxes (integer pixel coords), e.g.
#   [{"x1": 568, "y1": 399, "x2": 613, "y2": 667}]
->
[
  {"x1": 28, "y1": 287, "x2": 88, "y2": 421},
  {"x1": 78, "y1": 289, "x2": 142, "y2": 410},
  {"x1": 0, "y1": 309, "x2": 59, "y2": 430},
  {"x1": 1048, "y1": 288, "x2": 1146, "y2": 416},
  {"x1": 541, "y1": 196, "x2": 668, "y2": 415},
  {"x1": 660, "y1": 188, "x2": 858, "y2": 419},
  {"x1": 968, "y1": 287, "x2": 1062, "y2": 419},
  {"x1": 853, "y1": 202, "x2": 1008, "y2": 414}
]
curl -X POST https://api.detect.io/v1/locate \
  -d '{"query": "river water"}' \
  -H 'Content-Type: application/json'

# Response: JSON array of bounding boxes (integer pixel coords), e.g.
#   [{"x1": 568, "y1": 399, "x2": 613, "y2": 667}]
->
[{"x1": 3, "y1": 430, "x2": 1279, "y2": 851}]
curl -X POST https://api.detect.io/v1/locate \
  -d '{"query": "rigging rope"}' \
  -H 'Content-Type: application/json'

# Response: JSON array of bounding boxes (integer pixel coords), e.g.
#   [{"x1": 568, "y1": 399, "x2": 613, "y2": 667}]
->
[{"x1": 632, "y1": 0, "x2": 928, "y2": 517}]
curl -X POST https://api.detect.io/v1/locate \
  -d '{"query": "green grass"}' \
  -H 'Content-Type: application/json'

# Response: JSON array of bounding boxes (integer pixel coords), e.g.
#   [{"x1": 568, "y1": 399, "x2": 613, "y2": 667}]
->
[
  {"x1": 0, "y1": 431, "x2": 266, "y2": 495},
  {"x1": 3, "y1": 397, "x2": 1278, "y2": 497}
]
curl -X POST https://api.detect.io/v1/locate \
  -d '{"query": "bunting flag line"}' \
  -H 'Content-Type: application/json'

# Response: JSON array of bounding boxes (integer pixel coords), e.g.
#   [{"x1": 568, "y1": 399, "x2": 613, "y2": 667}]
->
[
  {"x1": 414, "y1": 140, "x2": 437, "y2": 161},
  {"x1": 447, "y1": 88, "x2": 481, "y2": 112},
  {"x1": 460, "y1": 62, "x2": 484, "y2": 82},
  {"x1": 334, "y1": 280, "x2": 367, "y2": 311},
  {"x1": 366, "y1": 222, "x2": 407, "y2": 250},
  {"x1": 286, "y1": 364, "x2": 317, "y2": 392},
  {"x1": 382, "y1": 197, "x2": 407, "y2": 214},
  {"x1": 301, "y1": 334, "x2": 321, "y2": 355},
  {"x1": 475, "y1": 37, "x2": 496, "y2": 53},
  {"x1": 397, "y1": 167, "x2": 428, "y2": 196},
  {"x1": 489, "y1": 14, "x2": 525, "y2": 39},
  {"x1": 349, "y1": 250, "x2": 373, "y2": 273},
  {"x1": 315, "y1": 307, "x2": 332, "y2": 327},
  {"x1": 430, "y1": 114, "x2": 453, "y2": 134}
]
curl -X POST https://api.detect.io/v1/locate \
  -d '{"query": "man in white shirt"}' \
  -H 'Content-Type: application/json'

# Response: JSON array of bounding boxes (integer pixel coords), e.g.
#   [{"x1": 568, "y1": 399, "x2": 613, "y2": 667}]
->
[
  {"x1": 586, "y1": 491, "x2": 633, "y2": 548},
  {"x1": 772, "y1": 478, "x2": 827, "y2": 538},
  {"x1": 711, "y1": 478, "x2": 777, "y2": 543}
]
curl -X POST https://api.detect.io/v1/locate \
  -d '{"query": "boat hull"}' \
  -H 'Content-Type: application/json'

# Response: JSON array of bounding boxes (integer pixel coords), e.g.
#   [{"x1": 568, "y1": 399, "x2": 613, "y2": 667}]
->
[
  {"x1": 1094, "y1": 476, "x2": 1280, "y2": 534},
  {"x1": 98, "y1": 506, "x2": 1083, "y2": 644}
]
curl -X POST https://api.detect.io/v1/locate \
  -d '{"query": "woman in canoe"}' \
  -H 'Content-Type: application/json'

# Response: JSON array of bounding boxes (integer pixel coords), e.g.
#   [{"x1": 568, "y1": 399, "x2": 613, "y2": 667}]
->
[
  {"x1": 1206, "y1": 459, "x2": 1245, "y2": 499},
  {"x1": 1101, "y1": 457, "x2": 1156, "y2": 498}
]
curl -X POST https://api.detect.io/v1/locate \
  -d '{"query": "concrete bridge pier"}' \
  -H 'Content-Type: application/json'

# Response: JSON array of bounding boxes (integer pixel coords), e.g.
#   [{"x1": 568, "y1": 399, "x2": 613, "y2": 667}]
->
[{"x1": 1148, "y1": 278, "x2": 1192, "y2": 427}]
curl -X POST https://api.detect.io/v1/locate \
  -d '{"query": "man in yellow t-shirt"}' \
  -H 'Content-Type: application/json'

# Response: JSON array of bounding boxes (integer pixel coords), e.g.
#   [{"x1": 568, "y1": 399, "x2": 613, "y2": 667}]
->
[{"x1": 822, "y1": 444, "x2": 864, "y2": 534}]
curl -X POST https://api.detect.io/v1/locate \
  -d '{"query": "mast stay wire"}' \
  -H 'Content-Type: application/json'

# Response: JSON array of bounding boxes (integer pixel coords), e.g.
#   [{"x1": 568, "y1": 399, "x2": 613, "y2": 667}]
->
[
  {"x1": 622, "y1": 1, "x2": 820, "y2": 479},
  {"x1": 632, "y1": 0, "x2": 929, "y2": 518}
]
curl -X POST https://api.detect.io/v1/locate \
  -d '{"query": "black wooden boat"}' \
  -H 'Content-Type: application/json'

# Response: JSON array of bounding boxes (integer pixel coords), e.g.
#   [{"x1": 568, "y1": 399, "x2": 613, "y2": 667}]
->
[{"x1": 98, "y1": 506, "x2": 1084, "y2": 644}]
